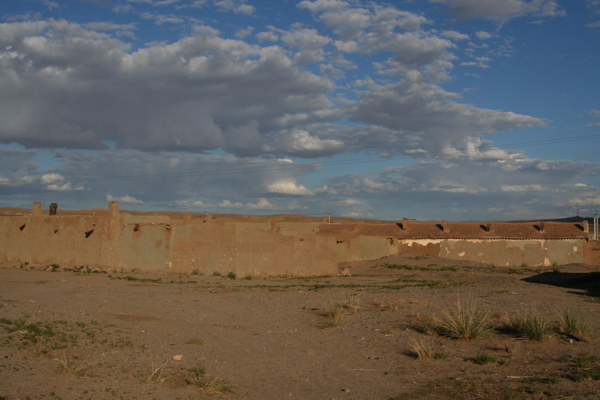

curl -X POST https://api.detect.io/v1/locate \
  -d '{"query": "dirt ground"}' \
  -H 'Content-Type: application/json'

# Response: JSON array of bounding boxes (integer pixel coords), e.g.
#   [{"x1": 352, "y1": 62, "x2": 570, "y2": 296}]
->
[{"x1": 1, "y1": 255, "x2": 600, "y2": 400}]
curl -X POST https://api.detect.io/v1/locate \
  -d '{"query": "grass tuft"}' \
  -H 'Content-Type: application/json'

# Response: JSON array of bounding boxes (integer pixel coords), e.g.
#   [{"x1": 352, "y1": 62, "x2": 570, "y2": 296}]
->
[
  {"x1": 440, "y1": 299, "x2": 490, "y2": 340},
  {"x1": 325, "y1": 300, "x2": 345, "y2": 319},
  {"x1": 145, "y1": 362, "x2": 170, "y2": 383},
  {"x1": 184, "y1": 338, "x2": 204, "y2": 346},
  {"x1": 502, "y1": 309, "x2": 551, "y2": 341},
  {"x1": 474, "y1": 353, "x2": 497, "y2": 365},
  {"x1": 339, "y1": 294, "x2": 361, "y2": 312},
  {"x1": 55, "y1": 352, "x2": 94, "y2": 375},
  {"x1": 557, "y1": 310, "x2": 590, "y2": 338},
  {"x1": 407, "y1": 337, "x2": 434, "y2": 360},
  {"x1": 417, "y1": 314, "x2": 442, "y2": 336},
  {"x1": 11, "y1": 315, "x2": 39, "y2": 333},
  {"x1": 183, "y1": 366, "x2": 234, "y2": 393}
]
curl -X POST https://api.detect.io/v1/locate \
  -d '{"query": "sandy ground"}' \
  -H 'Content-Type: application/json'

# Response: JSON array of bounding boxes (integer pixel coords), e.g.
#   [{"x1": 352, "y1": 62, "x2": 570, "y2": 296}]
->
[{"x1": 1, "y1": 255, "x2": 600, "y2": 400}]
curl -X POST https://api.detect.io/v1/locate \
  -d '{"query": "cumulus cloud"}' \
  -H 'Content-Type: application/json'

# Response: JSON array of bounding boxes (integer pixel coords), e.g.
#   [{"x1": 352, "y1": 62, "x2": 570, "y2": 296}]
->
[
  {"x1": 106, "y1": 194, "x2": 144, "y2": 204},
  {"x1": 0, "y1": 19, "x2": 338, "y2": 157},
  {"x1": 429, "y1": 0, "x2": 565, "y2": 23},
  {"x1": 322, "y1": 156, "x2": 600, "y2": 220},
  {"x1": 266, "y1": 180, "x2": 314, "y2": 196},
  {"x1": 350, "y1": 80, "x2": 544, "y2": 155}
]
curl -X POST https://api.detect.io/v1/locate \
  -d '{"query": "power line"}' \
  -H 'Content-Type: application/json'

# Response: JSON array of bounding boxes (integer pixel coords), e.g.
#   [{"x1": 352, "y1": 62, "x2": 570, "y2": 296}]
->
[{"x1": 11, "y1": 133, "x2": 600, "y2": 185}]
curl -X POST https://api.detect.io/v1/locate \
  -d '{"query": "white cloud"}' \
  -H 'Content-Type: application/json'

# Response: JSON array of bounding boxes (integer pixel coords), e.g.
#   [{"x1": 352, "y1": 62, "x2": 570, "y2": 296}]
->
[
  {"x1": 443, "y1": 30, "x2": 470, "y2": 40},
  {"x1": 350, "y1": 80, "x2": 544, "y2": 155},
  {"x1": 429, "y1": 0, "x2": 565, "y2": 23},
  {"x1": 218, "y1": 198, "x2": 304, "y2": 210},
  {"x1": 214, "y1": 0, "x2": 254, "y2": 15},
  {"x1": 0, "y1": 20, "x2": 336, "y2": 156},
  {"x1": 235, "y1": 26, "x2": 254, "y2": 38},
  {"x1": 106, "y1": 194, "x2": 144, "y2": 204},
  {"x1": 475, "y1": 31, "x2": 493, "y2": 40},
  {"x1": 500, "y1": 184, "x2": 546, "y2": 192},
  {"x1": 266, "y1": 181, "x2": 314, "y2": 196},
  {"x1": 269, "y1": 129, "x2": 345, "y2": 158},
  {"x1": 173, "y1": 200, "x2": 206, "y2": 209}
]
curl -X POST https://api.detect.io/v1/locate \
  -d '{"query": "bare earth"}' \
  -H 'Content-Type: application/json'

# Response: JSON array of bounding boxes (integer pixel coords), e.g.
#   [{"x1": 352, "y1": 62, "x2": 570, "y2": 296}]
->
[{"x1": 1, "y1": 255, "x2": 600, "y2": 400}]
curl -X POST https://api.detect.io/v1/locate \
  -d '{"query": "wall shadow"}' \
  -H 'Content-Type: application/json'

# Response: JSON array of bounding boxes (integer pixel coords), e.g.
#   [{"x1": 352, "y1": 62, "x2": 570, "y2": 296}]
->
[{"x1": 522, "y1": 272, "x2": 600, "y2": 297}]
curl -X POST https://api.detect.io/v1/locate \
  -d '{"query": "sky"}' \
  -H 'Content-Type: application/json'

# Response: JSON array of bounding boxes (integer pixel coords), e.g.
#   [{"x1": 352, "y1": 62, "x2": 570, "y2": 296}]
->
[{"x1": 0, "y1": 0, "x2": 599, "y2": 221}]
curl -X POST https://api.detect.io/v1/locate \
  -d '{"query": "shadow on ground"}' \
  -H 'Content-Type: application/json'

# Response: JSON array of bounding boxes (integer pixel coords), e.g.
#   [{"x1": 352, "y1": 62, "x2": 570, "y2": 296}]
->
[{"x1": 523, "y1": 271, "x2": 600, "y2": 296}]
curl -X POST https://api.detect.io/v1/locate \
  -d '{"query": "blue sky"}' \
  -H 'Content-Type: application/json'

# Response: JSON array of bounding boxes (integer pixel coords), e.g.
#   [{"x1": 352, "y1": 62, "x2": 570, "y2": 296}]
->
[{"x1": 1, "y1": 0, "x2": 599, "y2": 221}]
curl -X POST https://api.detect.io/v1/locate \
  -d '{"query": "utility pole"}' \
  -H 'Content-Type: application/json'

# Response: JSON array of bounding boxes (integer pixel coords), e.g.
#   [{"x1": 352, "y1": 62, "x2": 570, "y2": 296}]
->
[
  {"x1": 595, "y1": 209, "x2": 599, "y2": 241},
  {"x1": 326, "y1": 211, "x2": 332, "y2": 224}
]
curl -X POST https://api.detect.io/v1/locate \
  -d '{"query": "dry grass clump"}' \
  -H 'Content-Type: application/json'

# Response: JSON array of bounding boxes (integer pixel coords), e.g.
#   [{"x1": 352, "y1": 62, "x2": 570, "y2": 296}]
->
[
  {"x1": 498, "y1": 340, "x2": 518, "y2": 354},
  {"x1": 440, "y1": 299, "x2": 491, "y2": 340},
  {"x1": 373, "y1": 299, "x2": 402, "y2": 310},
  {"x1": 55, "y1": 352, "x2": 94, "y2": 375},
  {"x1": 557, "y1": 310, "x2": 590, "y2": 338},
  {"x1": 325, "y1": 300, "x2": 345, "y2": 319},
  {"x1": 407, "y1": 337, "x2": 434, "y2": 360},
  {"x1": 502, "y1": 309, "x2": 551, "y2": 341},
  {"x1": 183, "y1": 366, "x2": 234, "y2": 393},
  {"x1": 339, "y1": 294, "x2": 361, "y2": 312},
  {"x1": 416, "y1": 314, "x2": 442, "y2": 336},
  {"x1": 145, "y1": 362, "x2": 170, "y2": 383}
]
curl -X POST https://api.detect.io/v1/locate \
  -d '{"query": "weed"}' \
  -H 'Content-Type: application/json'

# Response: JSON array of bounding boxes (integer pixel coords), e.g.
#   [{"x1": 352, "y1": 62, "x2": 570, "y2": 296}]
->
[
  {"x1": 373, "y1": 300, "x2": 400, "y2": 310},
  {"x1": 321, "y1": 318, "x2": 342, "y2": 329},
  {"x1": 325, "y1": 300, "x2": 345, "y2": 319},
  {"x1": 407, "y1": 337, "x2": 434, "y2": 360},
  {"x1": 212, "y1": 271, "x2": 222, "y2": 277},
  {"x1": 502, "y1": 309, "x2": 551, "y2": 341},
  {"x1": 557, "y1": 310, "x2": 590, "y2": 338},
  {"x1": 145, "y1": 362, "x2": 170, "y2": 383},
  {"x1": 11, "y1": 315, "x2": 39, "y2": 333},
  {"x1": 417, "y1": 314, "x2": 442, "y2": 336},
  {"x1": 55, "y1": 352, "x2": 94, "y2": 375},
  {"x1": 441, "y1": 299, "x2": 490, "y2": 340},
  {"x1": 243, "y1": 274, "x2": 253, "y2": 280},
  {"x1": 433, "y1": 352, "x2": 448, "y2": 360},
  {"x1": 573, "y1": 353, "x2": 598, "y2": 368},
  {"x1": 573, "y1": 368, "x2": 600, "y2": 382},
  {"x1": 474, "y1": 353, "x2": 497, "y2": 365},
  {"x1": 183, "y1": 366, "x2": 234, "y2": 393},
  {"x1": 184, "y1": 338, "x2": 204, "y2": 346},
  {"x1": 226, "y1": 271, "x2": 237, "y2": 280},
  {"x1": 339, "y1": 294, "x2": 361, "y2": 312},
  {"x1": 498, "y1": 340, "x2": 518, "y2": 354},
  {"x1": 46, "y1": 264, "x2": 60, "y2": 272}
]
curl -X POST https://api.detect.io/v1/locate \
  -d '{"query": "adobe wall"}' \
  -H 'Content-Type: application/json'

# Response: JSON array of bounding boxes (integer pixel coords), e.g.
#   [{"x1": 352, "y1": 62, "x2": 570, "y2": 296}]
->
[
  {"x1": 584, "y1": 240, "x2": 600, "y2": 266},
  {"x1": 0, "y1": 203, "x2": 338, "y2": 276},
  {"x1": 439, "y1": 239, "x2": 585, "y2": 267},
  {"x1": 0, "y1": 202, "x2": 595, "y2": 275},
  {"x1": 335, "y1": 236, "x2": 585, "y2": 267}
]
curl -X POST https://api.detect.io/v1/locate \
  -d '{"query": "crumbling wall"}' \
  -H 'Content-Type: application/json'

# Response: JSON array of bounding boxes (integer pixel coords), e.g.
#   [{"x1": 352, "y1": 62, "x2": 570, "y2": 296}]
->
[
  {"x1": 169, "y1": 221, "x2": 337, "y2": 276},
  {"x1": 584, "y1": 240, "x2": 600, "y2": 266},
  {"x1": 333, "y1": 235, "x2": 399, "y2": 263},
  {"x1": 0, "y1": 215, "x2": 112, "y2": 268},
  {"x1": 439, "y1": 239, "x2": 585, "y2": 267},
  {"x1": 0, "y1": 203, "x2": 337, "y2": 276},
  {"x1": 0, "y1": 202, "x2": 595, "y2": 275}
]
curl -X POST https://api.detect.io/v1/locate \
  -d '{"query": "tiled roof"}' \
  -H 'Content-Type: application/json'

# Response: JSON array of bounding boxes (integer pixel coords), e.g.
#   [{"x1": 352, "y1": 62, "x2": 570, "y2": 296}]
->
[{"x1": 317, "y1": 220, "x2": 589, "y2": 239}]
